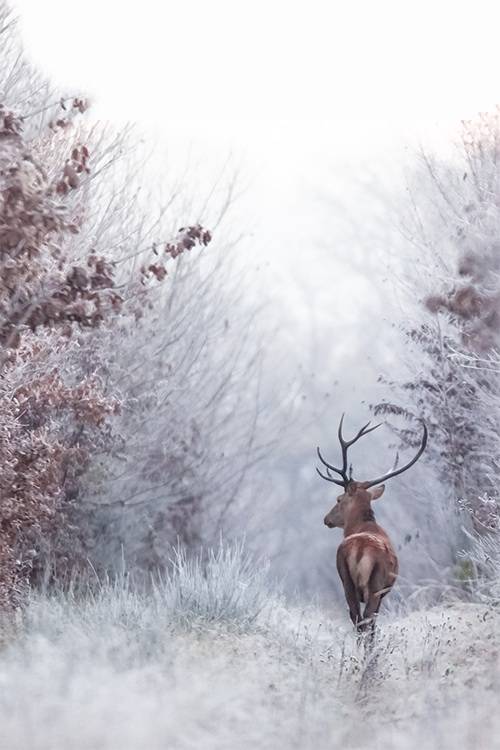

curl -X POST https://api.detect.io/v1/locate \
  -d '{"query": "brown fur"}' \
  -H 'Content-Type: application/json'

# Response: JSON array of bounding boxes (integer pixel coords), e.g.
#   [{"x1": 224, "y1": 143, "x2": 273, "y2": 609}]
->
[{"x1": 324, "y1": 481, "x2": 398, "y2": 635}]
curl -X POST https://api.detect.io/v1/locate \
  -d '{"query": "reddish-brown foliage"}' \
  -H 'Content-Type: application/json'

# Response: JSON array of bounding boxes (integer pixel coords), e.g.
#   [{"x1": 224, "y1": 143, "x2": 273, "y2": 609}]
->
[{"x1": 0, "y1": 100, "x2": 212, "y2": 607}]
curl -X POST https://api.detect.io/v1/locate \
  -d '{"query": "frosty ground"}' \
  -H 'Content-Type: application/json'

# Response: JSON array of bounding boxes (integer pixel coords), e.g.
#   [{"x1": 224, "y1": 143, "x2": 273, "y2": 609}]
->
[{"x1": 0, "y1": 545, "x2": 497, "y2": 750}]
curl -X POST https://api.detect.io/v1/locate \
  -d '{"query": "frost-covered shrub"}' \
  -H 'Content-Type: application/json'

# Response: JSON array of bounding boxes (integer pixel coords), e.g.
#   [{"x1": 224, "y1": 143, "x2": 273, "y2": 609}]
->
[
  {"x1": 375, "y1": 108, "x2": 500, "y2": 534},
  {"x1": 76, "y1": 242, "x2": 272, "y2": 573},
  {"x1": 157, "y1": 540, "x2": 272, "y2": 630},
  {"x1": 20, "y1": 540, "x2": 273, "y2": 636},
  {"x1": 462, "y1": 529, "x2": 500, "y2": 603}
]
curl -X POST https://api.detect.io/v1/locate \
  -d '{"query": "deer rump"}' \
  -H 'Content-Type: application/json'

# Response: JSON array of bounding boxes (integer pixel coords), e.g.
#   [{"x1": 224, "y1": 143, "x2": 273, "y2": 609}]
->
[{"x1": 337, "y1": 532, "x2": 398, "y2": 604}]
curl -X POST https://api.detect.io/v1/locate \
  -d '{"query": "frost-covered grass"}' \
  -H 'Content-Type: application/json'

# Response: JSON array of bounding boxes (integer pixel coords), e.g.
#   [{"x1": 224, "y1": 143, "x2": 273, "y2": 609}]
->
[
  {"x1": 158, "y1": 541, "x2": 273, "y2": 628},
  {"x1": 0, "y1": 543, "x2": 499, "y2": 749}
]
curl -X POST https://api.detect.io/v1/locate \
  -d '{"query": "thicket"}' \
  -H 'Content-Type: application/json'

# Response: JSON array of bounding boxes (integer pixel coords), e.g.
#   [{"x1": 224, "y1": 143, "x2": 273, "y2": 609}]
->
[
  {"x1": 0, "y1": 5, "x2": 268, "y2": 606},
  {"x1": 375, "y1": 109, "x2": 500, "y2": 537}
]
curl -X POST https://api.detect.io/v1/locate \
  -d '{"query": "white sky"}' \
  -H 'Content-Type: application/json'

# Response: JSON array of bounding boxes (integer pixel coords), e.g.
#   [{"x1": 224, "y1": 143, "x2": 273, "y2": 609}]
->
[
  {"x1": 14, "y1": 1, "x2": 500, "y2": 130},
  {"x1": 12, "y1": 0, "x2": 500, "y2": 351}
]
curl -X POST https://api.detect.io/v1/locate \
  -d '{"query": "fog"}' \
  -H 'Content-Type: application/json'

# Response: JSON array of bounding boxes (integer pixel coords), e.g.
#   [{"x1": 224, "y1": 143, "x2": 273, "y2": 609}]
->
[
  {"x1": 5, "y1": 0, "x2": 499, "y2": 592},
  {"x1": 3, "y1": 2, "x2": 500, "y2": 748}
]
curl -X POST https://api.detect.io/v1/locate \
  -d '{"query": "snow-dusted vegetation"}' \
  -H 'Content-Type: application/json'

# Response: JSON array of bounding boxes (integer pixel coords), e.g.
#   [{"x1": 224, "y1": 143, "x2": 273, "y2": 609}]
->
[
  {"x1": 0, "y1": 540, "x2": 499, "y2": 750},
  {"x1": 3, "y1": 2, "x2": 500, "y2": 747}
]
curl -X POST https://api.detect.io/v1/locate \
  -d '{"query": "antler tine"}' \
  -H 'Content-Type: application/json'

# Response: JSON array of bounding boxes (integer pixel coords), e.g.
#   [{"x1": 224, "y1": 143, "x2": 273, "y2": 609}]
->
[
  {"x1": 336, "y1": 414, "x2": 349, "y2": 482},
  {"x1": 339, "y1": 417, "x2": 382, "y2": 449},
  {"x1": 316, "y1": 446, "x2": 348, "y2": 481},
  {"x1": 318, "y1": 415, "x2": 383, "y2": 487},
  {"x1": 340, "y1": 416, "x2": 382, "y2": 477},
  {"x1": 347, "y1": 420, "x2": 382, "y2": 445},
  {"x1": 315, "y1": 467, "x2": 345, "y2": 486},
  {"x1": 363, "y1": 422, "x2": 428, "y2": 488},
  {"x1": 337, "y1": 413, "x2": 346, "y2": 444}
]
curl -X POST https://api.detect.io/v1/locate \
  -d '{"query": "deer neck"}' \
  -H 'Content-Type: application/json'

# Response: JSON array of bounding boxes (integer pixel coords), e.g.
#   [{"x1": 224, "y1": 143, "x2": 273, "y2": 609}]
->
[{"x1": 343, "y1": 501, "x2": 376, "y2": 537}]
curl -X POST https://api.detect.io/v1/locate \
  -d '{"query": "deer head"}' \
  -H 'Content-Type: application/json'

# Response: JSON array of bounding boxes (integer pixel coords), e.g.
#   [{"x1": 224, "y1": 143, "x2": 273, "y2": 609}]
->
[
  {"x1": 323, "y1": 481, "x2": 385, "y2": 528},
  {"x1": 317, "y1": 415, "x2": 428, "y2": 530}
]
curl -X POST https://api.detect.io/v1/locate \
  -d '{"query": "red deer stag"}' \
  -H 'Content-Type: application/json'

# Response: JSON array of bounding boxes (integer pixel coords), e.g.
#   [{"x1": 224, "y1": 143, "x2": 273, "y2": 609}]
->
[{"x1": 316, "y1": 416, "x2": 427, "y2": 635}]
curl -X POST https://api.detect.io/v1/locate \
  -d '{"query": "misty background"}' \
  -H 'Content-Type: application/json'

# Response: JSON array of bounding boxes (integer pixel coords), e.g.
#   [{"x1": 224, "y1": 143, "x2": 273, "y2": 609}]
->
[
  {"x1": 4, "y1": 0, "x2": 500, "y2": 599},
  {"x1": 4, "y1": 4, "x2": 500, "y2": 749}
]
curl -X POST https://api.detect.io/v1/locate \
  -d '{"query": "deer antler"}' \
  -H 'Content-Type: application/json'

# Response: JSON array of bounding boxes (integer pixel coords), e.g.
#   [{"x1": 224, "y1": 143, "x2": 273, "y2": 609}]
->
[
  {"x1": 362, "y1": 421, "x2": 428, "y2": 488},
  {"x1": 316, "y1": 414, "x2": 382, "y2": 487}
]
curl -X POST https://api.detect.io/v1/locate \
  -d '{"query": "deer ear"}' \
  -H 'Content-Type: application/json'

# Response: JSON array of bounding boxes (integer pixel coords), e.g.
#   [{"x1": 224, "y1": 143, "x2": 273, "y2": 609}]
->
[{"x1": 369, "y1": 484, "x2": 385, "y2": 500}]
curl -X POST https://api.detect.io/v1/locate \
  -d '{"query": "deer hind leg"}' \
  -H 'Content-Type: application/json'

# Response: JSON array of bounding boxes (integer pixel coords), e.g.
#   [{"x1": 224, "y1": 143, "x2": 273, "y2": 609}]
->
[
  {"x1": 361, "y1": 565, "x2": 385, "y2": 638},
  {"x1": 337, "y1": 557, "x2": 361, "y2": 628},
  {"x1": 361, "y1": 592, "x2": 382, "y2": 641}
]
